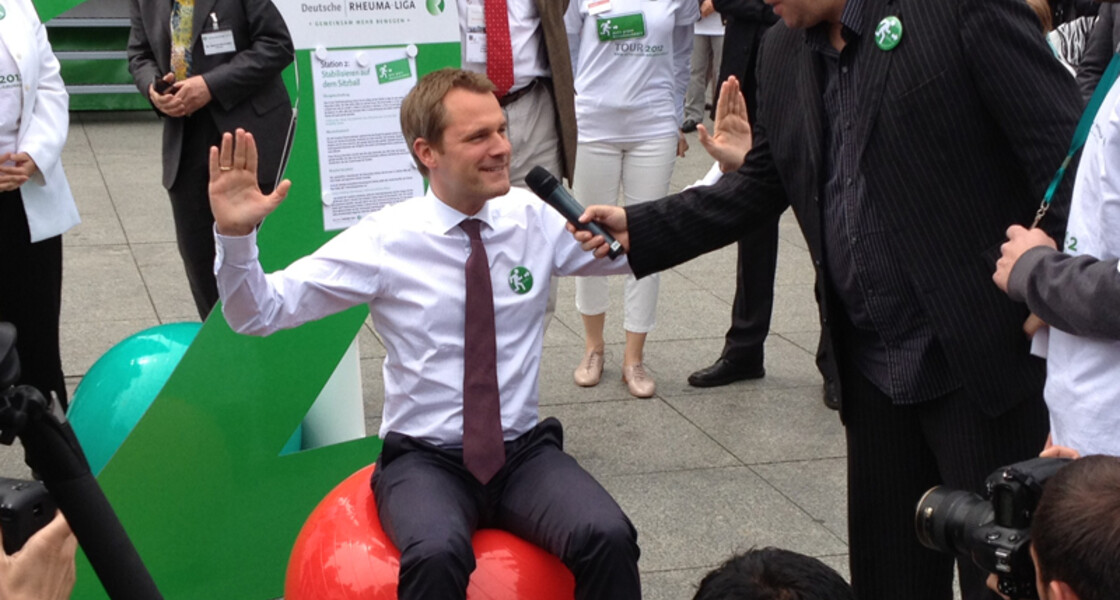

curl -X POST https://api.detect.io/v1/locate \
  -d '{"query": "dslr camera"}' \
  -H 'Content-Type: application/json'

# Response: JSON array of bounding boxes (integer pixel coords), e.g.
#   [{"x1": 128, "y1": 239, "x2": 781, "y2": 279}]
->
[
  {"x1": 0, "y1": 323, "x2": 57, "y2": 554},
  {"x1": 914, "y1": 457, "x2": 1070, "y2": 600}
]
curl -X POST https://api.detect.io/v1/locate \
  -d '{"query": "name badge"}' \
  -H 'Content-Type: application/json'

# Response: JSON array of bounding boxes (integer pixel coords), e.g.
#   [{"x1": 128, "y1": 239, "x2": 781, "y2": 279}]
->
[
  {"x1": 596, "y1": 12, "x2": 645, "y2": 42},
  {"x1": 466, "y1": 32, "x2": 487, "y2": 63},
  {"x1": 202, "y1": 30, "x2": 236, "y2": 55},
  {"x1": 587, "y1": 0, "x2": 611, "y2": 15}
]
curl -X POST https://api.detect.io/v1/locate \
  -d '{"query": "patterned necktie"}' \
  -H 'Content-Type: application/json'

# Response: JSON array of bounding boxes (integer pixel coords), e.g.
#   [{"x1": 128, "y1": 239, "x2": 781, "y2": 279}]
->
[
  {"x1": 484, "y1": 0, "x2": 514, "y2": 97},
  {"x1": 460, "y1": 219, "x2": 506, "y2": 484},
  {"x1": 170, "y1": 0, "x2": 194, "y2": 80}
]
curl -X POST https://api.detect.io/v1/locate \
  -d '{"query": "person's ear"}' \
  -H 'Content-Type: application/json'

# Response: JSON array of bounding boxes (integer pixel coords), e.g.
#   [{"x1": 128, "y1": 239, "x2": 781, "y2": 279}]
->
[
  {"x1": 414, "y1": 137, "x2": 439, "y2": 172},
  {"x1": 1048, "y1": 579, "x2": 1080, "y2": 600}
]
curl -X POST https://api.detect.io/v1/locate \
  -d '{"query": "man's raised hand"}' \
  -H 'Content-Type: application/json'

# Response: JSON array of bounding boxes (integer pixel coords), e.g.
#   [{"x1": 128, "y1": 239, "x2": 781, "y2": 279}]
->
[
  {"x1": 208, "y1": 128, "x2": 291, "y2": 237},
  {"x1": 697, "y1": 76, "x2": 752, "y2": 173}
]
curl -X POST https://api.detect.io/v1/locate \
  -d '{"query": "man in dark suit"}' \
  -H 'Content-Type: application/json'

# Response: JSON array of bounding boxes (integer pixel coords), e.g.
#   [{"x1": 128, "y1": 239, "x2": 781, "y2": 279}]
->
[
  {"x1": 127, "y1": 0, "x2": 293, "y2": 320},
  {"x1": 687, "y1": 0, "x2": 780, "y2": 388},
  {"x1": 574, "y1": 0, "x2": 1081, "y2": 597}
]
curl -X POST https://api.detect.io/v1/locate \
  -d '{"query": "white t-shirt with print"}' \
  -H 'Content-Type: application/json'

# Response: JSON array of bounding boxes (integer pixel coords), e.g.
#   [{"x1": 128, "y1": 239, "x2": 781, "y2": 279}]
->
[{"x1": 566, "y1": 0, "x2": 699, "y2": 143}]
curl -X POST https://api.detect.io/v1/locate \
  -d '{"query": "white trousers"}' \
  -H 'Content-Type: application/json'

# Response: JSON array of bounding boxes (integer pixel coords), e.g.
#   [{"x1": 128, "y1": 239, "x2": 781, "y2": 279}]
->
[{"x1": 573, "y1": 136, "x2": 677, "y2": 333}]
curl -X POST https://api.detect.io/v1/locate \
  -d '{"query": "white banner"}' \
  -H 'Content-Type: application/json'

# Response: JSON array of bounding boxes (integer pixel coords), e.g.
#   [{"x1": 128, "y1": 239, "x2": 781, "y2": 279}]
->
[{"x1": 274, "y1": 0, "x2": 458, "y2": 50}]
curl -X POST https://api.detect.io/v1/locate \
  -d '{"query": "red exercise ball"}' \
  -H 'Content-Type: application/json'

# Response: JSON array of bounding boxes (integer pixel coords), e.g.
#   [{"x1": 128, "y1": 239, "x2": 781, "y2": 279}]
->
[{"x1": 285, "y1": 464, "x2": 576, "y2": 599}]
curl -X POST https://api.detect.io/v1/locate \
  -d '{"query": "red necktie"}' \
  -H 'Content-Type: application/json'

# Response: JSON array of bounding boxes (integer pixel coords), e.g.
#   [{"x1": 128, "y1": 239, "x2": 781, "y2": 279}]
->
[
  {"x1": 484, "y1": 0, "x2": 515, "y2": 97},
  {"x1": 460, "y1": 219, "x2": 506, "y2": 484}
]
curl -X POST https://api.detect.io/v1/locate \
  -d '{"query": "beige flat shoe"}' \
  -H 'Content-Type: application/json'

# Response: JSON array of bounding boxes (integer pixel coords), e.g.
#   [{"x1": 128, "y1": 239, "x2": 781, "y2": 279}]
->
[
  {"x1": 622, "y1": 363, "x2": 656, "y2": 398},
  {"x1": 574, "y1": 349, "x2": 605, "y2": 387}
]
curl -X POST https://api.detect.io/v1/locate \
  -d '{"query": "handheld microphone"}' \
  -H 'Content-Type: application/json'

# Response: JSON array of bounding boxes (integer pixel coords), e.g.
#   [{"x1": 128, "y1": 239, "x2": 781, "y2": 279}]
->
[{"x1": 525, "y1": 166, "x2": 623, "y2": 260}]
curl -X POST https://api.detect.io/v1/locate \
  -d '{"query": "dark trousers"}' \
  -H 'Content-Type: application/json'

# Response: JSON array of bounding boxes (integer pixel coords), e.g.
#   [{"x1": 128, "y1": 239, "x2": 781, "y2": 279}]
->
[
  {"x1": 720, "y1": 214, "x2": 780, "y2": 366},
  {"x1": 372, "y1": 418, "x2": 641, "y2": 600},
  {"x1": 0, "y1": 190, "x2": 67, "y2": 408},
  {"x1": 839, "y1": 353, "x2": 1049, "y2": 600},
  {"x1": 168, "y1": 112, "x2": 222, "y2": 320},
  {"x1": 168, "y1": 111, "x2": 280, "y2": 320}
]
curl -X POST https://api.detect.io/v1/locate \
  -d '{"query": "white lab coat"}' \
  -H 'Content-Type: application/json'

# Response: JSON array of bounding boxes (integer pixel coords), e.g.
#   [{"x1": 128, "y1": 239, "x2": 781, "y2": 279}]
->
[{"x1": 0, "y1": 0, "x2": 78, "y2": 242}]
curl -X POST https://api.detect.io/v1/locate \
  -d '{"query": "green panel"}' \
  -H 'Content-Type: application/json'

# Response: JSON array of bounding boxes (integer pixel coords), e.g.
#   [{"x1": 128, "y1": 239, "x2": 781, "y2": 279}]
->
[
  {"x1": 68, "y1": 44, "x2": 459, "y2": 599},
  {"x1": 46, "y1": 27, "x2": 132, "y2": 52},
  {"x1": 59, "y1": 60, "x2": 133, "y2": 86},
  {"x1": 70, "y1": 94, "x2": 151, "y2": 111},
  {"x1": 32, "y1": 0, "x2": 85, "y2": 21}
]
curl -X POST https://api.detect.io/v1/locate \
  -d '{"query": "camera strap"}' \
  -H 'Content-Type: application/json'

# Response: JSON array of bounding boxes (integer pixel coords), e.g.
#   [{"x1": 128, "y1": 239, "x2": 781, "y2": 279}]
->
[{"x1": 1032, "y1": 51, "x2": 1120, "y2": 229}]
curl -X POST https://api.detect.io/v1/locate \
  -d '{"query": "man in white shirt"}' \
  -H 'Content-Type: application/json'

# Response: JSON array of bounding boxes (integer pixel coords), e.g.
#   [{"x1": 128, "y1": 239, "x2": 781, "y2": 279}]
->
[{"x1": 208, "y1": 68, "x2": 640, "y2": 600}]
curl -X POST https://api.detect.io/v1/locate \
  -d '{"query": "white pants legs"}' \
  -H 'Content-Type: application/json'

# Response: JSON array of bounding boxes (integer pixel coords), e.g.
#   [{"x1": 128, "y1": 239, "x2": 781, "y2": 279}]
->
[{"x1": 573, "y1": 136, "x2": 678, "y2": 333}]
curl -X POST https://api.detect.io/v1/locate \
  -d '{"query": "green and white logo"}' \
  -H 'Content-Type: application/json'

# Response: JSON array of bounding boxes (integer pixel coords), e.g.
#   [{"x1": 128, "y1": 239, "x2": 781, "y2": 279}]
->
[
  {"x1": 875, "y1": 16, "x2": 903, "y2": 51},
  {"x1": 597, "y1": 13, "x2": 646, "y2": 42},
  {"x1": 376, "y1": 58, "x2": 411, "y2": 84},
  {"x1": 508, "y1": 266, "x2": 533, "y2": 294},
  {"x1": 0, "y1": 5, "x2": 6, "y2": 20},
  {"x1": 426, "y1": 0, "x2": 444, "y2": 16}
]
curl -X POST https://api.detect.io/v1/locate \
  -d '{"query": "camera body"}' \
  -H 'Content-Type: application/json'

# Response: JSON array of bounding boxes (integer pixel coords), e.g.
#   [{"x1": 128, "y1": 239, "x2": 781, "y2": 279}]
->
[
  {"x1": 915, "y1": 457, "x2": 1070, "y2": 600},
  {"x1": 0, "y1": 477, "x2": 55, "y2": 554}
]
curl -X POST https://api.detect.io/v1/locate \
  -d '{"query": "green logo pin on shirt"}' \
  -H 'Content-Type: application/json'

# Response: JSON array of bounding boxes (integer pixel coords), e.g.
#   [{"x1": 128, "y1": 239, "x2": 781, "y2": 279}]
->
[
  {"x1": 875, "y1": 16, "x2": 902, "y2": 51},
  {"x1": 508, "y1": 267, "x2": 533, "y2": 294},
  {"x1": 0, "y1": 5, "x2": 6, "y2": 19}
]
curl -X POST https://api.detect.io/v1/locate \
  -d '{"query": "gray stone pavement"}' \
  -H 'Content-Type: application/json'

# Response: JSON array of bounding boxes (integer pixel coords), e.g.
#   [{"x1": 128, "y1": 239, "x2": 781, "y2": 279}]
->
[{"x1": 0, "y1": 111, "x2": 851, "y2": 599}]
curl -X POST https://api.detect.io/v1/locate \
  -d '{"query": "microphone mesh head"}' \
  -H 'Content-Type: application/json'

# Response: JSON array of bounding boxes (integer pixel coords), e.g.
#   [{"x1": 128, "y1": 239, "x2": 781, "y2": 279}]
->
[{"x1": 525, "y1": 166, "x2": 558, "y2": 197}]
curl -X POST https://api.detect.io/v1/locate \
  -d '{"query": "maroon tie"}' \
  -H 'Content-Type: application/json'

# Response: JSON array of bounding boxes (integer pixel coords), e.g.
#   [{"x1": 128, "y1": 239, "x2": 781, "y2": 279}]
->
[
  {"x1": 484, "y1": 0, "x2": 515, "y2": 97},
  {"x1": 460, "y1": 219, "x2": 506, "y2": 484}
]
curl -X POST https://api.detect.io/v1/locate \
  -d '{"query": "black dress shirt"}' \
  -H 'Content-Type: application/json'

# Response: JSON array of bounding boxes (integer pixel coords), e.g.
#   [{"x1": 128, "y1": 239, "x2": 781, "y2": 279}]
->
[{"x1": 808, "y1": 0, "x2": 958, "y2": 403}]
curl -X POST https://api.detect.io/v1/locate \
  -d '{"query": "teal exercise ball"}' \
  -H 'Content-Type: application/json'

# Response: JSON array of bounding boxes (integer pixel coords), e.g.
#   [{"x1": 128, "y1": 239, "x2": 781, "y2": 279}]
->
[{"x1": 68, "y1": 322, "x2": 201, "y2": 475}]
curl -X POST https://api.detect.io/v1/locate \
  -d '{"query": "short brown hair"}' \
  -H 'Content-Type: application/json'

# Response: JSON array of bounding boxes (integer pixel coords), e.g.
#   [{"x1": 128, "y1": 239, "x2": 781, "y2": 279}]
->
[
  {"x1": 400, "y1": 68, "x2": 495, "y2": 176},
  {"x1": 1032, "y1": 455, "x2": 1120, "y2": 600}
]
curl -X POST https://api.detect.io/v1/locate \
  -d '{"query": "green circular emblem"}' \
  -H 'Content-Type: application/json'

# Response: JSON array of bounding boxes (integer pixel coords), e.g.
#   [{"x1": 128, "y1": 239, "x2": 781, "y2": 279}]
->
[
  {"x1": 0, "y1": 5, "x2": 6, "y2": 19},
  {"x1": 426, "y1": 0, "x2": 444, "y2": 16},
  {"x1": 875, "y1": 16, "x2": 903, "y2": 51},
  {"x1": 508, "y1": 267, "x2": 533, "y2": 294}
]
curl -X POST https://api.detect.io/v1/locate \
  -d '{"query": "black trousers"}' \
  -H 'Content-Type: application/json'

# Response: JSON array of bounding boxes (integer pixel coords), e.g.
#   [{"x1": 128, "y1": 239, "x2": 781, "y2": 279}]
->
[
  {"x1": 372, "y1": 418, "x2": 641, "y2": 600},
  {"x1": 0, "y1": 189, "x2": 67, "y2": 408},
  {"x1": 167, "y1": 111, "x2": 280, "y2": 320},
  {"x1": 840, "y1": 352, "x2": 1049, "y2": 600},
  {"x1": 720, "y1": 214, "x2": 780, "y2": 366},
  {"x1": 168, "y1": 112, "x2": 222, "y2": 320}
]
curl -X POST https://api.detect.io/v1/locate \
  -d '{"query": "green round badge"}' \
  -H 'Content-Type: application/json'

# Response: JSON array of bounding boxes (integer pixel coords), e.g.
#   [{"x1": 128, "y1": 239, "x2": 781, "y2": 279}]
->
[
  {"x1": 0, "y1": 5, "x2": 6, "y2": 19},
  {"x1": 508, "y1": 267, "x2": 533, "y2": 294},
  {"x1": 425, "y1": 0, "x2": 444, "y2": 16},
  {"x1": 875, "y1": 16, "x2": 903, "y2": 51}
]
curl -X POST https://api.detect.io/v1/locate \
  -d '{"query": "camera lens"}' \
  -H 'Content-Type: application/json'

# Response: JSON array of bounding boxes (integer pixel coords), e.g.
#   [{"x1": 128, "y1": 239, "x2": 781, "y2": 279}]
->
[{"x1": 915, "y1": 486, "x2": 994, "y2": 556}]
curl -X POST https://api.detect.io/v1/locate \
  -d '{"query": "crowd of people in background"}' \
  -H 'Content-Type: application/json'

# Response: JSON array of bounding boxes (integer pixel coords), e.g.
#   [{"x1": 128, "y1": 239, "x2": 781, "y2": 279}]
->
[{"x1": 4, "y1": 0, "x2": 1120, "y2": 598}]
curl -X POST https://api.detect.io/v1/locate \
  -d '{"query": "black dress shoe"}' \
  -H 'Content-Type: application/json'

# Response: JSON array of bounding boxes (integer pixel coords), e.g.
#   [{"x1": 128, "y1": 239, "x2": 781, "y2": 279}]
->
[
  {"x1": 680, "y1": 119, "x2": 699, "y2": 133},
  {"x1": 688, "y1": 358, "x2": 765, "y2": 388},
  {"x1": 822, "y1": 385, "x2": 841, "y2": 410}
]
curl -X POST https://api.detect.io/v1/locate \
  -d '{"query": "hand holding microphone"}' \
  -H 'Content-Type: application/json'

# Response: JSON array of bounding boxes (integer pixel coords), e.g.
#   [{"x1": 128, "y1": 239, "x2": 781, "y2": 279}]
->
[{"x1": 526, "y1": 166, "x2": 625, "y2": 260}]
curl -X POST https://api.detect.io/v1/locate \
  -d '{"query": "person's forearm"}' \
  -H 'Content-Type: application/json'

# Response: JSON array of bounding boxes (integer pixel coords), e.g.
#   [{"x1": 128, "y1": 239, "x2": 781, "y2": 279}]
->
[{"x1": 1008, "y1": 247, "x2": 1120, "y2": 338}]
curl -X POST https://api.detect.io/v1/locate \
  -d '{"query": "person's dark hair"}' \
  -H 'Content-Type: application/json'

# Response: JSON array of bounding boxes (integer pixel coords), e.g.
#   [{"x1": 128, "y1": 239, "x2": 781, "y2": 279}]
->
[
  {"x1": 400, "y1": 68, "x2": 495, "y2": 177},
  {"x1": 693, "y1": 547, "x2": 855, "y2": 600},
  {"x1": 1032, "y1": 455, "x2": 1120, "y2": 600}
]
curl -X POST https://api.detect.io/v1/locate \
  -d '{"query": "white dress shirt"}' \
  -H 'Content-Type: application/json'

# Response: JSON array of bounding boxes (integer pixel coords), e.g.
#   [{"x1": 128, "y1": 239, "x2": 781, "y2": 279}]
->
[
  {"x1": 216, "y1": 188, "x2": 631, "y2": 447},
  {"x1": 457, "y1": 0, "x2": 550, "y2": 93}
]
